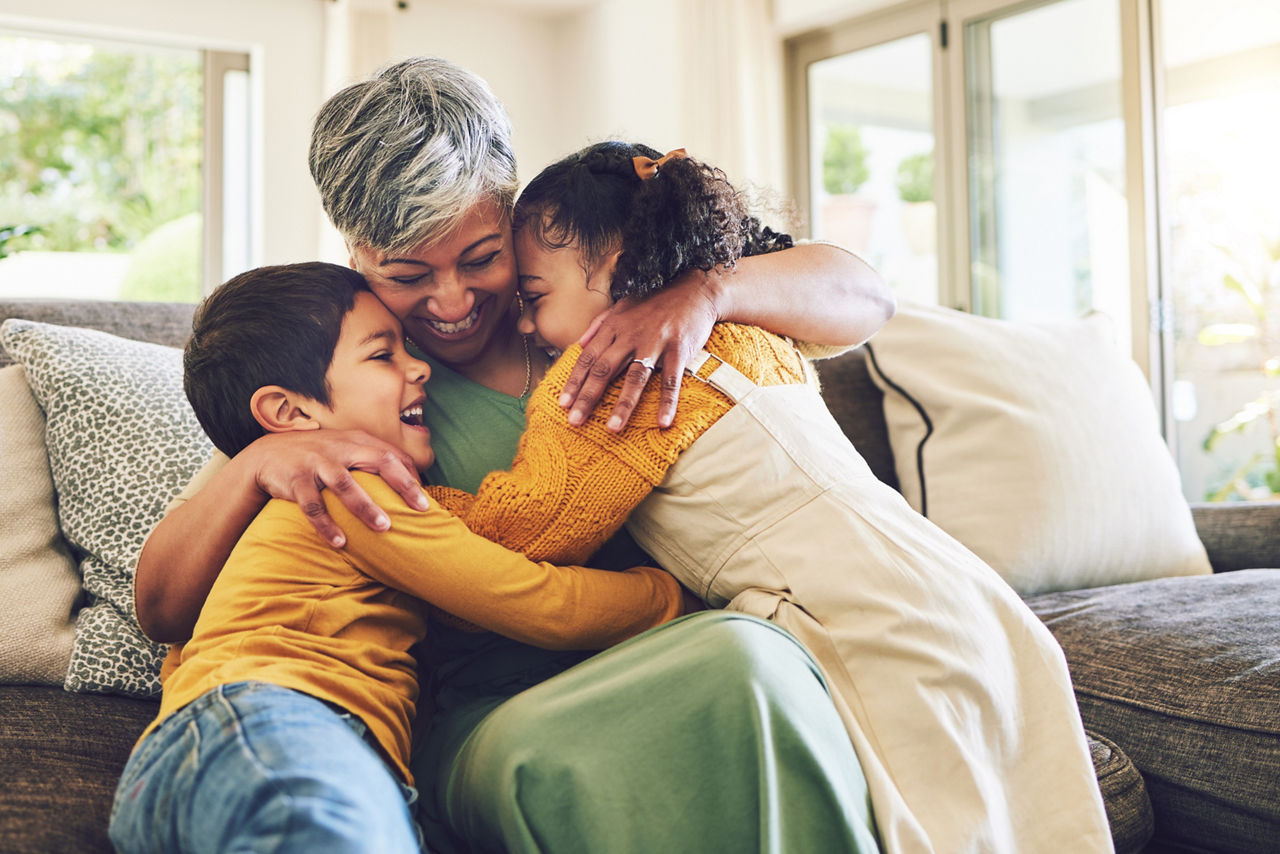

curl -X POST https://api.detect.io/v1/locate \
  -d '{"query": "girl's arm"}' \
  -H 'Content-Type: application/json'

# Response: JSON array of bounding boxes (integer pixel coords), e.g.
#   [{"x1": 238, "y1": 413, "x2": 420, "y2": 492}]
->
[
  {"x1": 332, "y1": 473, "x2": 688, "y2": 649},
  {"x1": 561, "y1": 242, "x2": 894, "y2": 430},
  {"x1": 135, "y1": 430, "x2": 426, "y2": 642}
]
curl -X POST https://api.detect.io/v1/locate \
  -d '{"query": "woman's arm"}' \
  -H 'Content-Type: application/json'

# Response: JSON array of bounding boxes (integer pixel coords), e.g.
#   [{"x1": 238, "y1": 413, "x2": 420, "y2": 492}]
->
[
  {"x1": 135, "y1": 430, "x2": 426, "y2": 642},
  {"x1": 560, "y1": 242, "x2": 894, "y2": 430}
]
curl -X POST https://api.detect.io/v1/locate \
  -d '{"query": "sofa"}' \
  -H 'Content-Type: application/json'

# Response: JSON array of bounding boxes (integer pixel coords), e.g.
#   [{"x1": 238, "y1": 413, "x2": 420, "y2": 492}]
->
[{"x1": 0, "y1": 297, "x2": 1276, "y2": 854}]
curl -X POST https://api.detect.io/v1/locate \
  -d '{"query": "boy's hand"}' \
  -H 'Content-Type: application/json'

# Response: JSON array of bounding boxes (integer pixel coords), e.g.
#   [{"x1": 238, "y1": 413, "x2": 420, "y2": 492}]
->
[
  {"x1": 244, "y1": 430, "x2": 428, "y2": 547},
  {"x1": 560, "y1": 269, "x2": 720, "y2": 432}
]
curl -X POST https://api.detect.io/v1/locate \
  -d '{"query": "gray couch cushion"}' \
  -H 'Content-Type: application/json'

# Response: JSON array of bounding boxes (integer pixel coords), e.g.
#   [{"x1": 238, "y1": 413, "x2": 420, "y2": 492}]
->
[
  {"x1": 0, "y1": 299, "x2": 194, "y2": 368},
  {"x1": 1027, "y1": 570, "x2": 1280, "y2": 853},
  {"x1": 0, "y1": 686, "x2": 156, "y2": 854},
  {"x1": 1087, "y1": 731, "x2": 1154, "y2": 854}
]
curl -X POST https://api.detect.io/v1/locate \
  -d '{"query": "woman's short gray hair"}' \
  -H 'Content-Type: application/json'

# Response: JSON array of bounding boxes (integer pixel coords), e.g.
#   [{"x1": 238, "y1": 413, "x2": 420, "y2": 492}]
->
[{"x1": 309, "y1": 56, "x2": 519, "y2": 252}]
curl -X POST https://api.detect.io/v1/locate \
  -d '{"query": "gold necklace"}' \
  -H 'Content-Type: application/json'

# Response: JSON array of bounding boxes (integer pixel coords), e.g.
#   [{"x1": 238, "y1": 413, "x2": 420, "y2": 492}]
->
[{"x1": 519, "y1": 332, "x2": 532, "y2": 399}]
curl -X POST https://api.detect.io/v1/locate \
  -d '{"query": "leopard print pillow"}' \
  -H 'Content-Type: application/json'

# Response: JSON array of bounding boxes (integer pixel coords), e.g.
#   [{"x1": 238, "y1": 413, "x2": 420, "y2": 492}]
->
[{"x1": 0, "y1": 319, "x2": 212, "y2": 697}]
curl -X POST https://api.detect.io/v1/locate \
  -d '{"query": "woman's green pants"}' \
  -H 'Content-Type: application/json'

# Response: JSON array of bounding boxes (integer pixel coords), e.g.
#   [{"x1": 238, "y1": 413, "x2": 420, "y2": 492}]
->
[{"x1": 412, "y1": 611, "x2": 880, "y2": 853}]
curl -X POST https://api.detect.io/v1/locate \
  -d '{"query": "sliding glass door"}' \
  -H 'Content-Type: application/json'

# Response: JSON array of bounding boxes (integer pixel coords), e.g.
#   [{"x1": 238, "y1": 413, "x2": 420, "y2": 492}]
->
[
  {"x1": 956, "y1": 0, "x2": 1129, "y2": 339},
  {"x1": 1157, "y1": 0, "x2": 1280, "y2": 500},
  {"x1": 789, "y1": 5, "x2": 946, "y2": 306}
]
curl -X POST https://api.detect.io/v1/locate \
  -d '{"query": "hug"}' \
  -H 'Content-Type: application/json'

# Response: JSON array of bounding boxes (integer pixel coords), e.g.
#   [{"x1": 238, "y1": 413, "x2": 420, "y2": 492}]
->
[{"x1": 26, "y1": 55, "x2": 1262, "y2": 854}]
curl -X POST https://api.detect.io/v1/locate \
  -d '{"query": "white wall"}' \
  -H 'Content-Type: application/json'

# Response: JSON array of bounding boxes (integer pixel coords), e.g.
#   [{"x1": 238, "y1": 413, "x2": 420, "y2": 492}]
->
[
  {"x1": 382, "y1": 2, "x2": 564, "y2": 191},
  {"x1": 387, "y1": 0, "x2": 780, "y2": 190},
  {"x1": 0, "y1": 0, "x2": 329, "y2": 266},
  {"x1": 774, "y1": 0, "x2": 902, "y2": 36}
]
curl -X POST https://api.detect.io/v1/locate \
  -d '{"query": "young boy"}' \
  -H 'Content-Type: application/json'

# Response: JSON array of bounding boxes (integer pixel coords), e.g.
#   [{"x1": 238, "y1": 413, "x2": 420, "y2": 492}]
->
[{"x1": 108, "y1": 262, "x2": 688, "y2": 854}]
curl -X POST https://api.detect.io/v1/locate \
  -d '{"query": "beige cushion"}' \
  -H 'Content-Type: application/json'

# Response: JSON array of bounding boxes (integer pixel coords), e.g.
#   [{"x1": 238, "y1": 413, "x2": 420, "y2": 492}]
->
[
  {"x1": 0, "y1": 365, "x2": 80, "y2": 684},
  {"x1": 864, "y1": 302, "x2": 1211, "y2": 595}
]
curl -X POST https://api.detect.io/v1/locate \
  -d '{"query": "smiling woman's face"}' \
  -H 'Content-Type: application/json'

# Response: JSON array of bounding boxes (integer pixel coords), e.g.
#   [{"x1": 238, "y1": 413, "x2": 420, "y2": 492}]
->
[{"x1": 348, "y1": 198, "x2": 518, "y2": 373}]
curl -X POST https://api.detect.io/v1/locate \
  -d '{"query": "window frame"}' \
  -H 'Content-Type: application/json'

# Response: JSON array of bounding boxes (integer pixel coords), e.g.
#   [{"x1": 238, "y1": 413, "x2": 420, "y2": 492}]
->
[{"x1": 786, "y1": 0, "x2": 1170, "y2": 409}]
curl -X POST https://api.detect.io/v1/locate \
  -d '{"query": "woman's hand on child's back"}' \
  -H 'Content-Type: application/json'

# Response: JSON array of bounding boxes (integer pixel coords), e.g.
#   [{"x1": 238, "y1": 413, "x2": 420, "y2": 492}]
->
[
  {"x1": 244, "y1": 430, "x2": 429, "y2": 548},
  {"x1": 561, "y1": 269, "x2": 721, "y2": 432}
]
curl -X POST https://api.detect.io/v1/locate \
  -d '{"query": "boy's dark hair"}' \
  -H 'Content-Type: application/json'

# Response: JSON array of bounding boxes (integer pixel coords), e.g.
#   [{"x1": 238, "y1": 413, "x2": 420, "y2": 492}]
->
[
  {"x1": 512, "y1": 140, "x2": 793, "y2": 300},
  {"x1": 184, "y1": 262, "x2": 369, "y2": 457}
]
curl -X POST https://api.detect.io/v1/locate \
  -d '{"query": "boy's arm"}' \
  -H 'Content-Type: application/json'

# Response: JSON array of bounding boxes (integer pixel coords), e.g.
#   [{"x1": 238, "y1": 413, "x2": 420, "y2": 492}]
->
[{"x1": 335, "y1": 473, "x2": 687, "y2": 650}]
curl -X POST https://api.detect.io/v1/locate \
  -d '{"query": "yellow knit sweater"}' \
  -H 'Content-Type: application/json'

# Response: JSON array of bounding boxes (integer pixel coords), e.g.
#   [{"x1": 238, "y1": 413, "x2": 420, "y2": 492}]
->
[{"x1": 427, "y1": 322, "x2": 810, "y2": 566}]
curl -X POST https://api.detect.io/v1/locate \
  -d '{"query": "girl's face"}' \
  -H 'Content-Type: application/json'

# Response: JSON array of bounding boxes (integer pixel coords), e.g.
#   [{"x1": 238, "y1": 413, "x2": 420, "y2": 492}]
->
[
  {"x1": 514, "y1": 225, "x2": 615, "y2": 356},
  {"x1": 348, "y1": 198, "x2": 518, "y2": 372}
]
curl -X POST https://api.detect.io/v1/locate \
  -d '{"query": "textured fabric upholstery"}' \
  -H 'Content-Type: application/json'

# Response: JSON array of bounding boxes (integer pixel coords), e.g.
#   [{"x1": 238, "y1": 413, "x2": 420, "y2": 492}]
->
[
  {"x1": 0, "y1": 685, "x2": 155, "y2": 853},
  {"x1": 1028, "y1": 570, "x2": 1280, "y2": 853},
  {"x1": 0, "y1": 299, "x2": 193, "y2": 368},
  {"x1": 1087, "y1": 731, "x2": 1154, "y2": 854},
  {"x1": 1190, "y1": 500, "x2": 1280, "y2": 572}
]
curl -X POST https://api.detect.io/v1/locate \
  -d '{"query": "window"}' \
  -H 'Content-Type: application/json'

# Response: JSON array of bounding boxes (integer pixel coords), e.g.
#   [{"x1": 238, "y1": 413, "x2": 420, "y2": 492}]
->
[
  {"x1": 962, "y1": 0, "x2": 1129, "y2": 338},
  {"x1": 1158, "y1": 0, "x2": 1280, "y2": 500},
  {"x1": 788, "y1": 4, "x2": 946, "y2": 307},
  {"x1": 0, "y1": 30, "x2": 251, "y2": 301},
  {"x1": 789, "y1": 0, "x2": 1280, "y2": 503}
]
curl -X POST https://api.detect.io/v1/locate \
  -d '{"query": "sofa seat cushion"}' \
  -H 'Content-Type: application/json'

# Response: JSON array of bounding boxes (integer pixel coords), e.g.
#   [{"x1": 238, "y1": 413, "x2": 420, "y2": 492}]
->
[
  {"x1": 0, "y1": 685, "x2": 157, "y2": 853},
  {"x1": 1087, "y1": 731, "x2": 1154, "y2": 854},
  {"x1": 1027, "y1": 569, "x2": 1280, "y2": 853}
]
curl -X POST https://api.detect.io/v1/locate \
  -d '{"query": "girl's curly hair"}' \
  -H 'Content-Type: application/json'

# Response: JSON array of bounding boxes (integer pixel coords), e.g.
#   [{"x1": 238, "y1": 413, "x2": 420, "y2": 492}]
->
[{"x1": 513, "y1": 141, "x2": 792, "y2": 300}]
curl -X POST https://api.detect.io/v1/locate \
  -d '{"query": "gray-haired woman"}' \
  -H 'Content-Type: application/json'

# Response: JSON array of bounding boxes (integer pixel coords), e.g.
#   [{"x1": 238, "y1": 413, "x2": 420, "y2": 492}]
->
[{"x1": 137, "y1": 56, "x2": 892, "y2": 853}]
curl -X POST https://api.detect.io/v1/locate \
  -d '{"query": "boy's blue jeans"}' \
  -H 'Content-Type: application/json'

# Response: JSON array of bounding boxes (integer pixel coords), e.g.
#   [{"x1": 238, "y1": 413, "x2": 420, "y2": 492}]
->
[{"x1": 109, "y1": 681, "x2": 422, "y2": 854}]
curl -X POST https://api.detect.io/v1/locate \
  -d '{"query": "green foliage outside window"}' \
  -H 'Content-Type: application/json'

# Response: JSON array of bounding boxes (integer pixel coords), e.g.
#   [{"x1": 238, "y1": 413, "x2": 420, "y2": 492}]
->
[
  {"x1": 821, "y1": 125, "x2": 870, "y2": 196},
  {"x1": 0, "y1": 36, "x2": 202, "y2": 300},
  {"x1": 895, "y1": 151, "x2": 934, "y2": 204},
  {"x1": 1200, "y1": 235, "x2": 1280, "y2": 500}
]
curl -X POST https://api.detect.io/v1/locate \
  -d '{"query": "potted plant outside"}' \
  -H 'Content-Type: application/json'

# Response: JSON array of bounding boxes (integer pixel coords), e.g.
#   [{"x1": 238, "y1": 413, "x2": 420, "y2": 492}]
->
[
  {"x1": 896, "y1": 151, "x2": 935, "y2": 256},
  {"x1": 819, "y1": 124, "x2": 874, "y2": 253}
]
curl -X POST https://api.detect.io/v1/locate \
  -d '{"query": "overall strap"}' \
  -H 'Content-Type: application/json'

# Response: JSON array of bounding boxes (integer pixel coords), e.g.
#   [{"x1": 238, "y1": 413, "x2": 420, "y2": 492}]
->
[{"x1": 684, "y1": 349, "x2": 758, "y2": 403}]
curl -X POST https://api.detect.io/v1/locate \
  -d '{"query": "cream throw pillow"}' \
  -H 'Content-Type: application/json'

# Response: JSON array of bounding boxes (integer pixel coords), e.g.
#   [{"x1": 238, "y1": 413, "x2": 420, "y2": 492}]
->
[
  {"x1": 0, "y1": 364, "x2": 81, "y2": 684},
  {"x1": 864, "y1": 302, "x2": 1211, "y2": 596}
]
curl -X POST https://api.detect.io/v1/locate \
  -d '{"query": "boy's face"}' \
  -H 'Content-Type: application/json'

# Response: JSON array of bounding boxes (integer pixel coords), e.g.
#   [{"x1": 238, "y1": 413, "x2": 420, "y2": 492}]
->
[
  {"x1": 309, "y1": 292, "x2": 435, "y2": 474},
  {"x1": 514, "y1": 226, "x2": 614, "y2": 357}
]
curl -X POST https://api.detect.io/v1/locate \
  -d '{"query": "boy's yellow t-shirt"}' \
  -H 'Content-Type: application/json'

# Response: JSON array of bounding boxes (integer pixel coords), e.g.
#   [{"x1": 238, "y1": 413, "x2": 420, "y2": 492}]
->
[{"x1": 149, "y1": 474, "x2": 684, "y2": 782}]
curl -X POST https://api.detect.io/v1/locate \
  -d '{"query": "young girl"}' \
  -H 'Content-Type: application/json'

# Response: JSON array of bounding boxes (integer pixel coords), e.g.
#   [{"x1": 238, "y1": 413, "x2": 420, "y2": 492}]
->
[{"x1": 436, "y1": 141, "x2": 1113, "y2": 853}]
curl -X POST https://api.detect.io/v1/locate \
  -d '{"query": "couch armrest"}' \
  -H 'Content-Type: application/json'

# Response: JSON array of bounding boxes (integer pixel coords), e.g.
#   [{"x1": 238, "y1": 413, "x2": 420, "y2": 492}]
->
[{"x1": 1190, "y1": 501, "x2": 1280, "y2": 572}]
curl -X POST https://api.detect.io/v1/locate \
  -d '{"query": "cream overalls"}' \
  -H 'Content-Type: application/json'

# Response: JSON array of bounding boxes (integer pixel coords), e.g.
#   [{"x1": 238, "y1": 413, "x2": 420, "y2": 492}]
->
[{"x1": 627, "y1": 351, "x2": 1114, "y2": 854}]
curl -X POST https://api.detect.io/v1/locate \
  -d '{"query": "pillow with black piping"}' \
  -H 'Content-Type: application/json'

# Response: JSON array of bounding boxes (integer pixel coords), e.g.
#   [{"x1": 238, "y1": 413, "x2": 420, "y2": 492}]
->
[{"x1": 863, "y1": 302, "x2": 1210, "y2": 596}]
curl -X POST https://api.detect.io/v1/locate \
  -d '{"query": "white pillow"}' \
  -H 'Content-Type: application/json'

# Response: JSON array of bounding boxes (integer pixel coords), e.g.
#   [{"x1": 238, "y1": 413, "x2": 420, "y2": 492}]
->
[
  {"x1": 0, "y1": 365, "x2": 81, "y2": 684},
  {"x1": 0, "y1": 319, "x2": 213, "y2": 696},
  {"x1": 864, "y1": 302, "x2": 1211, "y2": 596}
]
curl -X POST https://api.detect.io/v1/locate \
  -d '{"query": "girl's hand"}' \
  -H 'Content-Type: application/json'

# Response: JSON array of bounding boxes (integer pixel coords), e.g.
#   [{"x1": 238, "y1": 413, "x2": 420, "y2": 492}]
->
[
  {"x1": 560, "y1": 269, "x2": 721, "y2": 431},
  {"x1": 244, "y1": 429, "x2": 429, "y2": 547}
]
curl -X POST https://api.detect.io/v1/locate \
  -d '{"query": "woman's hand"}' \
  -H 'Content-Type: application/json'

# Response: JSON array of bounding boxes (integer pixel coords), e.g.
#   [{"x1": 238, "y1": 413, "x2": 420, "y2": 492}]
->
[
  {"x1": 557, "y1": 242, "x2": 893, "y2": 432},
  {"x1": 245, "y1": 429, "x2": 429, "y2": 547},
  {"x1": 135, "y1": 429, "x2": 428, "y2": 642},
  {"x1": 559, "y1": 268, "x2": 722, "y2": 431}
]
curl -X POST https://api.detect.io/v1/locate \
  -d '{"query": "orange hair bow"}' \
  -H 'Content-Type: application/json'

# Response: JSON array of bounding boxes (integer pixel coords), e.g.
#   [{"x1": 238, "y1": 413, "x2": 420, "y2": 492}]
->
[{"x1": 632, "y1": 148, "x2": 688, "y2": 180}]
